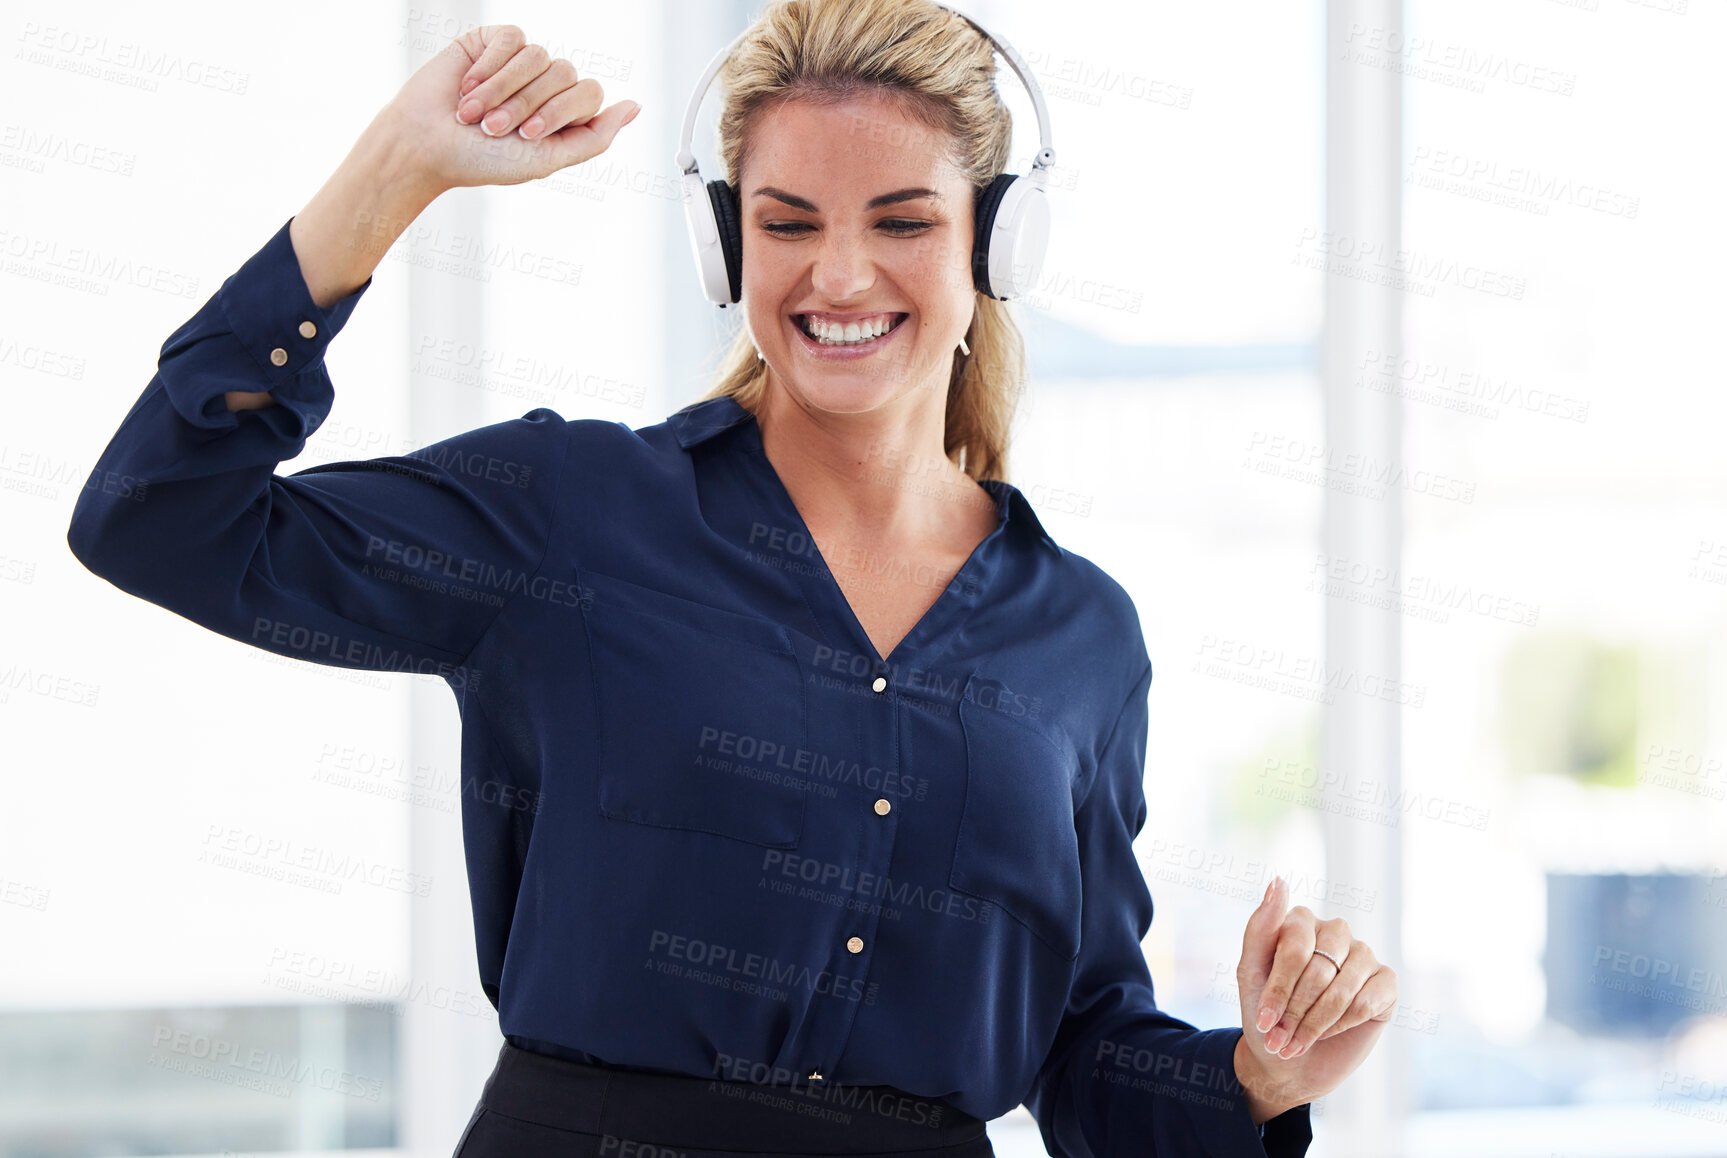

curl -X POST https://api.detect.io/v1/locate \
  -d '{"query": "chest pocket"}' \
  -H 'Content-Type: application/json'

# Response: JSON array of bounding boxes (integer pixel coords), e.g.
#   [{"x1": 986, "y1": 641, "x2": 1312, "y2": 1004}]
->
[
  {"x1": 576, "y1": 567, "x2": 808, "y2": 848},
  {"x1": 949, "y1": 672, "x2": 1083, "y2": 960}
]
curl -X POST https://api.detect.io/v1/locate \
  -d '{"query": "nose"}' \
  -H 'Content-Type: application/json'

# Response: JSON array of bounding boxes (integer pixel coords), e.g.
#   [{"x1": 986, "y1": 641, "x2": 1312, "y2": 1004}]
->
[{"x1": 809, "y1": 226, "x2": 875, "y2": 302}]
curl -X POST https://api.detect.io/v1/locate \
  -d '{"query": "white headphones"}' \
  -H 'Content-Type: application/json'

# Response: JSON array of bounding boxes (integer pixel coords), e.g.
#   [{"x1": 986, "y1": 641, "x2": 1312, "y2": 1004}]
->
[{"x1": 674, "y1": 2, "x2": 1058, "y2": 308}]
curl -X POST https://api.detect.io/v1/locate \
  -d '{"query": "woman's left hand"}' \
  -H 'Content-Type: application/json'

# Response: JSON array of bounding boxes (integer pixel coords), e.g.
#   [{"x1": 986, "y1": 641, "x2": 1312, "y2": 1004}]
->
[{"x1": 1232, "y1": 875, "x2": 1399, "y2": 1114}]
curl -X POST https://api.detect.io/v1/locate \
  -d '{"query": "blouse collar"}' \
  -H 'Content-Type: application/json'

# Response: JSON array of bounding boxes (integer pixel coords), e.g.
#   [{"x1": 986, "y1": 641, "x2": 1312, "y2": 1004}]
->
[{"x1": 666, "y1": 394, "x2": 1060, "y2": 555}]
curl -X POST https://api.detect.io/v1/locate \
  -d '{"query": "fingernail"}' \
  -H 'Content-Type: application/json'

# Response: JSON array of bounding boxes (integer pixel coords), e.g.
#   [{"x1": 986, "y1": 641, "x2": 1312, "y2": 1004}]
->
[
  {"x1": 623, "y1": 101, "x2": 642, "y2": 126},
  {"x1": 1262, "y1": 879, "x2": 1273, "y2": 904},
  {"x1": 1256, "y1": 1006, "x2": 1276, "y2": 1032},
  {"x1": 458, "y1": 97, "x2": 483, "y2": 124},
  {"x1": 519, "y1": 116, "x2": 544, "y2": 140},
  {"x1": 482, "y1": 108, "x2": 511, "y2": 135},
  {"x1": 461, "y1": 76, "x2": 479, "y2": 96}
]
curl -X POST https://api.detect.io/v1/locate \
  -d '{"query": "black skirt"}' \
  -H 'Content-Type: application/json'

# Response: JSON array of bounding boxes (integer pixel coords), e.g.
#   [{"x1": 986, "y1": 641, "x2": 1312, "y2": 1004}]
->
[{"x1": 453, "y1": 1041, "x2": 998, "y2": 1158}]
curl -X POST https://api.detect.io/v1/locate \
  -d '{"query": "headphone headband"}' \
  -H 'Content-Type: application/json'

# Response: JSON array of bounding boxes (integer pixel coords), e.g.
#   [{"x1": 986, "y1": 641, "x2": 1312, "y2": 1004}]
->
[{"x1": 675, "y1": 3, "x2": 1057, "y2": 178}]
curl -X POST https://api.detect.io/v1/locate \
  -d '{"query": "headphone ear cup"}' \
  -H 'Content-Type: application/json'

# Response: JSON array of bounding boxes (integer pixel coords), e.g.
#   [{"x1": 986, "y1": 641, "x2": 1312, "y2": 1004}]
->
[
  {"x1": 706, "y1": 179, "x2": 744, "y2": 304},
  {"x1": 972, "y1": 173, "x2": 1019, "y2": 299}
]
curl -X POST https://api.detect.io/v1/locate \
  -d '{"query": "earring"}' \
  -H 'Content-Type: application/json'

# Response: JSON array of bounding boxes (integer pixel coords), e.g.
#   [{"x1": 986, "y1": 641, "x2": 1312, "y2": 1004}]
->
[
  {"x1": 754, "y1": 345, "x2": 764, "y2": 362},
  {"x1": 958, "y1": 335, "x2": 971, "y2": 356}
]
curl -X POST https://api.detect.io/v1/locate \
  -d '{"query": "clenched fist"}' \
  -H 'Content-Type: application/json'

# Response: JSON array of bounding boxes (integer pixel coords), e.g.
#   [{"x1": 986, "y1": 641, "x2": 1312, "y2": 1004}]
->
[
  {"x1": 1232, "y1": 875, "x2": 1399, "y2": 1119},
  {"x1": 376, "y1": 23, "x2": 642, "y2": 193}
]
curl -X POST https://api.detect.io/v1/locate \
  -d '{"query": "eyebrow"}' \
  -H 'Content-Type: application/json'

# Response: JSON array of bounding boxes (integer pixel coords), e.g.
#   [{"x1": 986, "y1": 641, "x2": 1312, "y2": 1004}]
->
[{"x1": 751, "y1": 186, "x2": 944, "y2": 211}]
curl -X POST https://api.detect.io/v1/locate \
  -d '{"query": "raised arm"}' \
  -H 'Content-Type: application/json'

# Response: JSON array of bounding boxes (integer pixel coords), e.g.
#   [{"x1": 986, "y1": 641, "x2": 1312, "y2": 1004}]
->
[
  {"x1": 226, "y1": 23, "x2": 642, "y2": 414},
  {"x1": 68, "y1": 24, "x2": 642, "y2": 674}
]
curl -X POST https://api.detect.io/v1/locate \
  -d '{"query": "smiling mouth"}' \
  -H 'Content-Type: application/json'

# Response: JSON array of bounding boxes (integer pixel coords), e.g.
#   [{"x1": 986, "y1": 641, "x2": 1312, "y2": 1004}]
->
[{"x1": 793, "y1": 313, "x2": 909, "y2": 346}]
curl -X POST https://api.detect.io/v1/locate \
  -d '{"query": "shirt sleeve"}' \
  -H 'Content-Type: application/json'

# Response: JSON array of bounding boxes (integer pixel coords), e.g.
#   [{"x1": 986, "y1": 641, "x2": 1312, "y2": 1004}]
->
[
  {"x1": 1022, "y1": 659, "x2": 1315, "y2": 1158},
  {"x1": 66, "y1": 215, "x2": 574, "y2": 680}
]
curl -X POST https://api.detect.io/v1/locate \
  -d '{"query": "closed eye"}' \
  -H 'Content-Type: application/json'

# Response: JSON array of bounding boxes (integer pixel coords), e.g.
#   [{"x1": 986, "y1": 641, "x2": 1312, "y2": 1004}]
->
[{"x1": 760, "y1": 219, "x2": 933, "y2": 237}]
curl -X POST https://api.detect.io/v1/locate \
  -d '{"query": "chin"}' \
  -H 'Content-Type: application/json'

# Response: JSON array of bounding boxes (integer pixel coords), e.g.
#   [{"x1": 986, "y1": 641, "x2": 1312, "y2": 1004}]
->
[{"x1": 776, "y1": 368, "x2": 907, "y2": 416}]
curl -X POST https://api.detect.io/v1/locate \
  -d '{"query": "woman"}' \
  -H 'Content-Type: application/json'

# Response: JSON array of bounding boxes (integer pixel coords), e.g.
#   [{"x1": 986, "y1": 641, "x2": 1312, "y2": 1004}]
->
[{"x1": 67, "y1": 2, "x2": 1396, "y2": 1155}]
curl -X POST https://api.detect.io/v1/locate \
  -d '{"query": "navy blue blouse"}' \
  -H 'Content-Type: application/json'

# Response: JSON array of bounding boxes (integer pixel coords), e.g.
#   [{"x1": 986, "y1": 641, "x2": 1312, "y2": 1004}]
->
[{"x1": 67, "y1": 217, "x2": 1312, "y2": 1157}]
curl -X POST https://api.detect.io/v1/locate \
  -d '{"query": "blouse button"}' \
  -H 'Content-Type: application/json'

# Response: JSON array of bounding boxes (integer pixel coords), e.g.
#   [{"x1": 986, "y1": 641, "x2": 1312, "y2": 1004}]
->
[
  {"x1": 871, "y1": 676, "x2": 887, "y2": 693},
  {"x1": 873, "y1": 798, "x2": 891, "y2": 816},
  {"x1": 298, "y1": 320, "x2": 318, "y2": 339},
  {"x1": 269, "y1": 347, "x2": 288, "y2": 367},
  {"x1": 846, "y1": 936, "x2": 864, "y2": 953}
]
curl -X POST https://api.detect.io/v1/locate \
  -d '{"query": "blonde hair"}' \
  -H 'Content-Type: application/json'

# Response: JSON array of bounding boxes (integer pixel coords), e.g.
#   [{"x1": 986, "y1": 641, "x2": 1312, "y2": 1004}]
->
[{"x1": 694, "y1": 0, "x2": 1026, "y2": 484}]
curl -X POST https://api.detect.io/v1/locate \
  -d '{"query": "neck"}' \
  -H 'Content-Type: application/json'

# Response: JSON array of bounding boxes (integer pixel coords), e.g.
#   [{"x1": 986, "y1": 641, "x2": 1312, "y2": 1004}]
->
[{"x1": 751, "y1": 375, "x2": 988, "y2": 542}]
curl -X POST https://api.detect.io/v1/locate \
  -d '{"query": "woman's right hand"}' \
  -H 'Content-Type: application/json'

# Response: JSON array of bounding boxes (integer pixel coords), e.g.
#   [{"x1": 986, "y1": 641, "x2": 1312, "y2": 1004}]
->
[{"x1": 374, "y1": 23, "x2": 642, "y2": 193}]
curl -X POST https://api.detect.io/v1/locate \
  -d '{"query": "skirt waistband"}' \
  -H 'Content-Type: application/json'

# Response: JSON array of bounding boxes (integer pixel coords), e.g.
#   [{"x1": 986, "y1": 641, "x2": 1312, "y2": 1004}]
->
[{"x1": 475, "y1": 1041, "x2": 987, "y2": 1154}]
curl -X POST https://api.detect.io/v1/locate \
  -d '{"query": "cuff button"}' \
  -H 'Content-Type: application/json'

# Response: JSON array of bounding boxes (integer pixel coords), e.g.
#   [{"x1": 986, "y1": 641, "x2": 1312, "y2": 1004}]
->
[
  {"x1": 298, "y1": 320, "x2": 317, "y2": 339},
  {"x1": 269, "y1": 347, "x2": 288, "y2": 366}
]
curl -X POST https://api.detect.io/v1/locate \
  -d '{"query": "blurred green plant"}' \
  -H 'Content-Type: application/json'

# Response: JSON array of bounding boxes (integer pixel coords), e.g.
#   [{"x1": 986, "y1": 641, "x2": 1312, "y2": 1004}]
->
[
  {"x1": 1500, "y1": 631, "x2": 1639, "y2": 787},
  {"x1": 1225, "y1": 711, "x2": 1323, "y2": 828}
]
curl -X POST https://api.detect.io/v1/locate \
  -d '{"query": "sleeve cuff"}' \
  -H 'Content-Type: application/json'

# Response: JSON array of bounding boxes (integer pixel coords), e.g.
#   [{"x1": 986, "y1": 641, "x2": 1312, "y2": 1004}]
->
[
  {"x1": 217, "y1": 214, "x2": 372, "y2": 386},
  {"x1": 1259, "y1": 1098, "x2": 1314, "y2": 1157},
  {"x1": 1180, "y1": 1028, "x2": 1312, "y2": 1158},
  {"x1": 157, "y1": 215, "x2": 373, "y2": 434},
  {"x1": 1188, "y1": 1027, "x2": 1278, "y2": 1155}
]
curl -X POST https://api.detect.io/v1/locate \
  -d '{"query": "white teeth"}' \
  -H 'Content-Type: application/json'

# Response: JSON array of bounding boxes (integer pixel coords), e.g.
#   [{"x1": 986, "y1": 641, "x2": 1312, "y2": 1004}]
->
[{"x1": 799, "y1": 315, "x2": 900, "y2": 346}]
